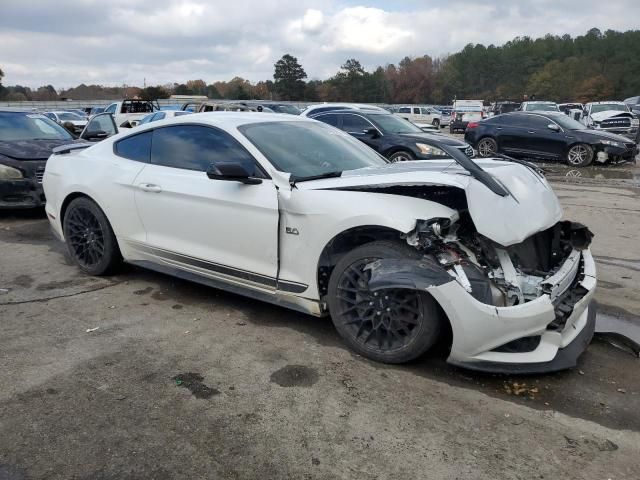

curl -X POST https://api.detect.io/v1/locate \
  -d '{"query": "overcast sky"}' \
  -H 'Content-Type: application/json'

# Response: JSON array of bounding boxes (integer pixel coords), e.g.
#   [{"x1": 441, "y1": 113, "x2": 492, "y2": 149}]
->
[{"x1": 1, "y1": 0, "x2": 638, "y2": 88}]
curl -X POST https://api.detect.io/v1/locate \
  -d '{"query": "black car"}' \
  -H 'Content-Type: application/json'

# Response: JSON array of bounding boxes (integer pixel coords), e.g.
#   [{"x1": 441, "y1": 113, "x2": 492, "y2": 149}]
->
[
  {"x1": 311, "y1": 110, "x2": 474, "y2": 162},
  {"x1": 0, "y1": 110, "x2": 78, "y2": 208},
  {"x1": 465, "y1": 112, "x2": 638, "y2": 167}
]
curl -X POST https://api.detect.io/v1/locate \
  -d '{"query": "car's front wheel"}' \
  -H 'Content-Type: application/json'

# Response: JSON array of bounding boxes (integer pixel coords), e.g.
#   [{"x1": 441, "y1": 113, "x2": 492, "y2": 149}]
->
[
  {"x1": 63, "y1": 197, "x2": 122, "y2": 275},
  {"x1": 388, "y1": 150, "x2": 415, "y2": 162},
  {"x1": 327, "y1": 241, "x2": 443, "y2": 364},
  {"x1": 566, "y1": 143, "x2": 594, "y2": 167},
  {"x1": 477, "y1": 137, "x2": 498, "y2": 157},
  {"x1": 432, "y1": 118, "x2": 440, "y2": 128}
]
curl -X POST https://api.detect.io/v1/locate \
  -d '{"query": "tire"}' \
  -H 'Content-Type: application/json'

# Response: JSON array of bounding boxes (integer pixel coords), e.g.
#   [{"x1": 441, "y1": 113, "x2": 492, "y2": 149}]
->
[
  {"x1": 566, "y1": 143, "x2": 594, "y2": 167},
  {"x1": 63, "y1": 197, "x2": 122, "y2": 275},
  {"x1": 432, "y1": 118, "x2": 440, "y2": 128},
  {"x1": 388, "y1": 150, "x2": 415, "y2": 163},
  {"x1": 477, "y1": 137, "x2": 498, "y2": 157},
  {"x1": 327, "y1": 240, "x2": 443, "y2": 364}
]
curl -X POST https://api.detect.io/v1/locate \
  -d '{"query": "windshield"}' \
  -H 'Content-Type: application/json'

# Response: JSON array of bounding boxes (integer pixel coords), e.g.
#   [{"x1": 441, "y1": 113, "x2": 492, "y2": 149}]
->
[
  {"x1": 240, "y1": 121, "x2": 387, "y2": 179},
  {"x1": 549, "y1": 115, "x2": 586, "y2": 130},
  {"x1": 524, "y1": 103, "x2": 559, "y2": 112},
  {"x1": 271, "y1": 105, "x2": 300, "y2": 115},
  {"x1": 368, "y1": 114, "x2": 423, "y2": 134},
  {"x1": 0, "y1": 112, "x2": 74, "y2": 141},
  {"x1": 57, "y1": 112, "x2": 84, "y2": 121},
  {"x1": 591, "y1": 104, "x2": 629, "y2": 114}
]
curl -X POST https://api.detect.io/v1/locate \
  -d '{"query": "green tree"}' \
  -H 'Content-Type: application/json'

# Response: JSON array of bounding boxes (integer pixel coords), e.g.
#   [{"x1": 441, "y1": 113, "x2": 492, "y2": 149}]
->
[
  {"x1": 140, "y1": 86, "x2": 169, "y2": 101},
  {"x1": 273, "y1": 54, "x2": 307, "y2": 100}
]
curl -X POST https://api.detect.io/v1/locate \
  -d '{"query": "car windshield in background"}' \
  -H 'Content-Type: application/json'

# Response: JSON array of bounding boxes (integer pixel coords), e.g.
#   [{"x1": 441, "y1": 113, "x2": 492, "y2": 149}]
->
[
  {"x1": 240, "y1": 121, "x2": 387, "y2": 180},
  {"x1": 591, "y1": 104, "x2": 629, "y2": 113},
  {"x1": 550, "y1": 115, "x2": 587, "y2": 130},
  {"x1": 57, "y1": 112, "x2": 84, "y2": 121},
  {"x1": 369, "y1": 114, "x2": 423, "y2": 134},
  {"x1": 0, "y1": 113, "x2": 74, "y2": 142},
  {"x1": 525, "y1": 104, "x2": 558, "y2": 111},
  {"x1": 271, "y1": 105, "x2": 300, "y2": 115}
]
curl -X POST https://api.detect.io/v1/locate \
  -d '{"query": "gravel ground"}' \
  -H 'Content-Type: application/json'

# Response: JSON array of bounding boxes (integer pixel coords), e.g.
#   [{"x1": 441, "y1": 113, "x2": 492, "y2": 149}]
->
[{"x1": 1, "y1": 164, "x2": 639, "y2": 479}]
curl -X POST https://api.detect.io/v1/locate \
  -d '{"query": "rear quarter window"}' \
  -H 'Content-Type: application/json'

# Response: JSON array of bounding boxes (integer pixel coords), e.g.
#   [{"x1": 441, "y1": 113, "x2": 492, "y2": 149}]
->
[{"x1": 114, "y1": 131, "x2": 152, "y2": 163}]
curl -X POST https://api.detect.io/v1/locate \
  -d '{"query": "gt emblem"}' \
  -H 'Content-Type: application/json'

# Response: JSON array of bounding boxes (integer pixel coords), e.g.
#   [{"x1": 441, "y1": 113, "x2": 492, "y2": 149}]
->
[{"x1": 286, "y1": 227, "x2": 299, "y2": 235}]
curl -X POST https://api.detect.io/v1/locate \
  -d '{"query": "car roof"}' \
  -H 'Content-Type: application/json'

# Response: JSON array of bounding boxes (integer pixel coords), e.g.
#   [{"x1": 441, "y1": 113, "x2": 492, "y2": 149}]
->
[
  {"x1": 587, "y1": 101, "x2": 625, "y2": 105},
  {"x1": 133, "y1": 111, "x2": 311, "y2": 131}
]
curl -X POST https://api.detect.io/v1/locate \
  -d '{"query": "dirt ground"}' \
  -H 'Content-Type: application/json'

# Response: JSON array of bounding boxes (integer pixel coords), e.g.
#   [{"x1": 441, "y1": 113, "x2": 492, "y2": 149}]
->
[{"x1": 1, "y1": 160, "x2": 640, "y2": 479}]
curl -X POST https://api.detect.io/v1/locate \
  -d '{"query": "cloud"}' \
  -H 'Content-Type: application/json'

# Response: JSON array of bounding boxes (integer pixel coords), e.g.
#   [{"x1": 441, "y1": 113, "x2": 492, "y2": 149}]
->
[{"x1": 0, "y1": 0, "x2": 638, "y2": 88}]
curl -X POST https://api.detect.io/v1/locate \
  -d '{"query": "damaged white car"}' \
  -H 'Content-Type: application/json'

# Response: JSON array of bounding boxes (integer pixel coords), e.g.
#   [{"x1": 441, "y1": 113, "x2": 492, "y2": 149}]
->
[
  {"x1": 581, "y1": 101, "x2": 639, "y2": 141},
  {"x1": 43, "y1": 113, "x2": 597, "y2": 373}
]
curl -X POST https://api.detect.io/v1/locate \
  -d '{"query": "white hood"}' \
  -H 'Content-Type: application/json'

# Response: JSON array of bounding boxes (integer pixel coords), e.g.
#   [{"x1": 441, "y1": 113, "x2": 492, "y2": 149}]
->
[
  {"x1": 590, "y1": 110, "x2": 633, "y2": 122},
  {"x1": 295, "y1": 160, "x2": 563, "y2": 246}
]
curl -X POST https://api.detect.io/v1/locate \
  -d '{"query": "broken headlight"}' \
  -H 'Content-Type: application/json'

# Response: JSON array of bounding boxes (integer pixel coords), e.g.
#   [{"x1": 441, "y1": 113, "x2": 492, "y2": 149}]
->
[
  {"x1": 0, "y1": 164, "x2": 23, "y2": 180},
  {"x1": 600, "y1": 139, "x2": 623, "y2": 148}
]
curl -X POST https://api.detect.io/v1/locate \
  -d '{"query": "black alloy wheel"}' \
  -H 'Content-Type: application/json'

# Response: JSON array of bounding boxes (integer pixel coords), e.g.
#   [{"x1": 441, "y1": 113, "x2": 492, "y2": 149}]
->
[
  {"x1": 327, "y1": 241, "x2": 442, "y2": 363},
  {"x1": 63, "y1": 197, "x2": 121, "y2": 275}
]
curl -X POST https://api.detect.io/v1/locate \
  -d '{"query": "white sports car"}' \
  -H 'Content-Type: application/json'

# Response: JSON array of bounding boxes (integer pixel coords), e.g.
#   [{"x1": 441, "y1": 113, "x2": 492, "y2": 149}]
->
[{"x1": 43, "y1": 113, "x2": 597, "y2": 373}]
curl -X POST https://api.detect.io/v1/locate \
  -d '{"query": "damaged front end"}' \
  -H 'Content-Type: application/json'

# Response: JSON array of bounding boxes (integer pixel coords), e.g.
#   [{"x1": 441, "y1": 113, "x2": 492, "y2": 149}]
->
[{"x1": 367, "y1": 217, "x2": 597, "y2": 373}]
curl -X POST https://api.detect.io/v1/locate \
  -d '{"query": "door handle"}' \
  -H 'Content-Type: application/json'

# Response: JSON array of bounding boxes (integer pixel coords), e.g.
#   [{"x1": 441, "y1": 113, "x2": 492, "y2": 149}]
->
[
  {"x1": 138, "y1": 183, "x2": 162, "y2": 193},
  {"x1": 528, "y1": 131, "x2": 536, "y2": 134},
  {"x1": 495, "y1": 127, "x2": 503, "y2": 130}
]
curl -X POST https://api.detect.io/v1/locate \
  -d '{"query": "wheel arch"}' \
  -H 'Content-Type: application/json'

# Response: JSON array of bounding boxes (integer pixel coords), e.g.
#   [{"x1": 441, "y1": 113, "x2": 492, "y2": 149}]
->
[
  {"x1": 316, "y1": 225, "x2": 404, "y2": 298},
  {"x1": 60, "y1": 191, "x2": 101, "y2": 226}
]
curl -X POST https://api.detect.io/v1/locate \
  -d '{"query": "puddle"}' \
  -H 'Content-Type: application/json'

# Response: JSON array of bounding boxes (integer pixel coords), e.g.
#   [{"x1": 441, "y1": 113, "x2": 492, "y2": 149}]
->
[
  {"x1": 270, "y1": 365, "x2": 319, "y2": 387},
  {"x1": 540, "y1": 162, "x2": 640, "y2": 184}
]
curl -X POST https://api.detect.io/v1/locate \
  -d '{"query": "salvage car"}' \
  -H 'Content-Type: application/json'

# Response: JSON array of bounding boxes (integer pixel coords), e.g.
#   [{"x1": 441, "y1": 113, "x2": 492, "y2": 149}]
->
[
  {"x1": 43, "y1": 113, "x2": 597, "y2": 373},
  {"x1": 301, "y1": 103, "x2": 388, "y2": 117},
  {"x1": 311, "y1": 110, "x2": 473, "y2": 162},
  {"x1": 103, "y1": 100, "x2": 157, "y2": 128},
  {"x1": 138, "y1": 110, "x2": 192, "y2": 125},
  {"x1": 581, "y1": 102, "x2": 639, "y2": 140},
  {"x1": 43, "y1": 111, "x2": 88, "y2": 134},
  {"x1": 558, "y1": 103, "x2": 583, "y2": 121},
  {"x1": 466, "y1": 112, "x2": 638, "y2": 166},
  {"x1": 395, "y1": 106, "x2": 443, "y2": 128},
  {"x1": 520, "y1": 101, "x2": 560, "y2": 113},
  {"x1": 0, "y1": 109, "x2": 79, "y2": 208}
]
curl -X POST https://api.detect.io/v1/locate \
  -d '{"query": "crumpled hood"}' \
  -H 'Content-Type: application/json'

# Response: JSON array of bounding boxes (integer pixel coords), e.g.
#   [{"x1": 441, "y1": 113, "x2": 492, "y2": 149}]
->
[
  {"x1": 0, "y1": 138, "x2": 81, "y2": 160},
  {"x1": 577, "y1": 129, "x2": 634, "y2": 143},
  {"x1": 590, "y1": 110, "x2": 633, "y2": 122},
  {"x1": 297, "y1": 160, "x2": 562, "y2": 246}
]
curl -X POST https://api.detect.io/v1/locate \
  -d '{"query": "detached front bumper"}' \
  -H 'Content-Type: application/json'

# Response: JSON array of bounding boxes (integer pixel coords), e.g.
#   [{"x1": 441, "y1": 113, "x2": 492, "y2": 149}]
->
[
  {"x1": 428, "y1": 249, "x2": 597, "y2": 373},
  {"x1": 0, "y1": 159, "x2": 46, "y2": 209}
]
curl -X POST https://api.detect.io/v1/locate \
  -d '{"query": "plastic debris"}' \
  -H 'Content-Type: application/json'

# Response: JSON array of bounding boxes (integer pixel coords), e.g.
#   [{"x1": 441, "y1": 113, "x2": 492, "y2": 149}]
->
[
  {"x1": 0, "y1": 288, "x2": 10, "y2": 295},
  {"x1": 86, "y1": 327, "x2": 100, "y2": 333}
]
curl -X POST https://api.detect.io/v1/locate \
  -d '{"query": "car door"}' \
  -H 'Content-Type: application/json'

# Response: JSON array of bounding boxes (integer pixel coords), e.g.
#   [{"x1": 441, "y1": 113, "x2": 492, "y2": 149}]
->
[
  {"x1": 497, "y1": 113, "x2": 533, "y2": 154},
  {"x1": 339, "y1": 113, "x2": 382, "y2": 151},
  {"x1": 133, "y1": 124, "x2": 279, "y2": 290},
  {"x1": 520, "y1": 115, "x2": 566, "y2": 159}
]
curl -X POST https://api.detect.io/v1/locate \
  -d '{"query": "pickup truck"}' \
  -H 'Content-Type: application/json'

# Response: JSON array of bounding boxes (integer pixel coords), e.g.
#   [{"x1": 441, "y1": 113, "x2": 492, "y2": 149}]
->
[
  {"x1": 102, "y1": 100, "x2": 157, "y2": 127},
  {"x1": 394, "y1": 106, "x2": 443, "y2": 128},
  {"x1": 581, "y1": 101, "x2": 639, "y2": 141}
]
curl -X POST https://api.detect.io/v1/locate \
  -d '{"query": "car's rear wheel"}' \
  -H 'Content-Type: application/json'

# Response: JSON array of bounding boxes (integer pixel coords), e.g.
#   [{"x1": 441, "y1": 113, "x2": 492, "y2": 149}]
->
[
  {"x1": 327, "y1": 241, "x2": 443, "y2": 363},
  {"x1": 566, "y1": 143, "x2": 594, "y2": 167},
  {"x1": 432, "y1": 118, "x2": 440, "y2": 128},
  {"x1": 63, "y1": 197, "x2": 121, "y2": 275},
  {"x1": 477, "y1": 137, "x2": 498, "y2": 157},
  {"x1": 388, "y1": 150, "x2": 415, "y2": 162}
]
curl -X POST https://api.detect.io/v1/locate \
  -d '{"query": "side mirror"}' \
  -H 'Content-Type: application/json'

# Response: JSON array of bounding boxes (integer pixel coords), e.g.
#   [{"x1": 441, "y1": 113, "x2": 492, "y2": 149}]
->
[
  {"x1": 206, "y1": 161, "x2": 262, "y2": 185},
  {"x1": 363, "y1": 127, "x2": 379, "y2": 138},
  {"x1": 547, "y1": 123, "x2": 560, "y2": 132},
  {"x1": 83, "y1": 130, "x2": 108, "y2": 140}
]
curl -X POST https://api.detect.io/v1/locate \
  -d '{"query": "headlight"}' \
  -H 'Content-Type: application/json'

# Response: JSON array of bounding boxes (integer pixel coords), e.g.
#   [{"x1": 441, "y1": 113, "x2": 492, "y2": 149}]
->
[
  {"x1": 631, "y1": 118, "x2": 639, "y2": 126},
  {"x1": 416, "y1": 143, "x2": 446, "y2": 156},
  {"x1": 600, "y1": 139, "x2": 623, "y2": 148},
  {"x1": 0, "y1": 164, "x2": 24, "y2": 180}
]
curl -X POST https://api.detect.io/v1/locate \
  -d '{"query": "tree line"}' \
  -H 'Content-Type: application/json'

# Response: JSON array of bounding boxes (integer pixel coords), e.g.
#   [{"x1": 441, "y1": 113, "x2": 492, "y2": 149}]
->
[{"x1": 1, "y1": 28, "x2": 639, "y2": 104}]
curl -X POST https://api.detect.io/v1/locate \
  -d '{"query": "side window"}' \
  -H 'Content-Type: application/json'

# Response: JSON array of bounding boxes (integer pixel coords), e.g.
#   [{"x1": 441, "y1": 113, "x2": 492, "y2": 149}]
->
[
  {"x1": 413, "y1": 107, "x2": 421, "y2": 114},
  {"x1": 314, "y1": 113, "x2": 340, "y2": 127},
  {"x1": 114, "y1": 131, "x2": 152, "y2": 162},
  {"x1": 104, "y1": 104, "x2": 117, "y2": 114},
  {"x1": 154, "y1": 112, "x2": 166, "y2": 121},
  {"x1": 151, "y1": 125, "x2": 264, "y2": 177},
  {"x1": 398, "y1": 107, "x2": 410, "y2": 114},
  {"x1": 341, "y1": 114, "x2": 372, "y2": 133},
  {"x1": 44, "y1": 113, "x2": 56, "y2": 121},
  {"x1": 526, "y1": 115, "x2": 551, "y2": 129},
  {"x1": 506, "y1": 114, "x2": 533, "y2": 127}
]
